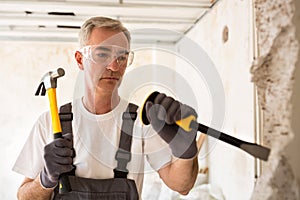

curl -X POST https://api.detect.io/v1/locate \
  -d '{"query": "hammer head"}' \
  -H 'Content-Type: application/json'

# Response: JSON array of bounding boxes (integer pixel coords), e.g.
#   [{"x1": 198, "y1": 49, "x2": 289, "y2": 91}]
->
[{"x1": 35, "y1": 68, "x2": 65, "y2": 96}]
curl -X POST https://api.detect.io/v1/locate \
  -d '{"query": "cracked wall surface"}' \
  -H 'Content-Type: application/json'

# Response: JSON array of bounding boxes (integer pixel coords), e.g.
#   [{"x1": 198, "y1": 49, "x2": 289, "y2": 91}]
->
[{"x1": 251, "y1": 0, "x2": 299, "y2": 199}]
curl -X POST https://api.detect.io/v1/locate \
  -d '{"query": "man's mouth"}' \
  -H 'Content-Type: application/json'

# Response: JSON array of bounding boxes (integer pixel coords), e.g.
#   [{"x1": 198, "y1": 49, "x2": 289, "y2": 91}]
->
[{"x1": 100, "y1": 77, "x2": 119, "y2": 80}]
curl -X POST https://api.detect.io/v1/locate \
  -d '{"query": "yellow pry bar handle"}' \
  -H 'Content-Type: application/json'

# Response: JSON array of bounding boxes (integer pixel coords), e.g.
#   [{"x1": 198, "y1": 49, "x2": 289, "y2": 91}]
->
[{"x1": 175, "y1": 115, "x2": 196, "y2": 132}]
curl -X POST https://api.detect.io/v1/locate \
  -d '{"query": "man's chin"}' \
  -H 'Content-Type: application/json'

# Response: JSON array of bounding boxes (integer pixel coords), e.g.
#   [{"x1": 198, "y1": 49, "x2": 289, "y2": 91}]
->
[{"x1": 97, "y1": 79, "x2": 122, "y2": 90}]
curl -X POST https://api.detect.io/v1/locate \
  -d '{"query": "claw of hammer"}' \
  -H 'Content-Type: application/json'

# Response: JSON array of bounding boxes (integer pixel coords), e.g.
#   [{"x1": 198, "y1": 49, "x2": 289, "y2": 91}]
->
[
  {"x1": 35, "y1": 68, "x2": 65, "y2": 96},
  {"x1": 35, "y1": 82, "x2": 46, "y2": 96}
]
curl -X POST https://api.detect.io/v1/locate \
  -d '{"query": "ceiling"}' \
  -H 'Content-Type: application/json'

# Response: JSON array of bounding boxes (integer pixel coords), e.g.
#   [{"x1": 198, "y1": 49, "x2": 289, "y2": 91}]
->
[{"x1": 0, "y1": 0, "x2": 218, "y2": 44}]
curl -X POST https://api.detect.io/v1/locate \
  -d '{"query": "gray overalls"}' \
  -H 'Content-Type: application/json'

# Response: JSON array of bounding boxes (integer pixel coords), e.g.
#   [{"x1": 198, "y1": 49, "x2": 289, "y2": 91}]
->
[{"x1": 52, "y1": 103, "x2": 139, "y2": 200}]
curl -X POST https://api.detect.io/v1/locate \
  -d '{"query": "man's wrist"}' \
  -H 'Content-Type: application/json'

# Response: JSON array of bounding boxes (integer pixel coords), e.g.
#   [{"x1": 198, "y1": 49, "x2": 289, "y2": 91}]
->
[
  {"x1": 170, "y1": 141, "x2": 198, "y2": 159},
  {"x1": 39, "y1": 169, "x2": 58, "y2": 189}
]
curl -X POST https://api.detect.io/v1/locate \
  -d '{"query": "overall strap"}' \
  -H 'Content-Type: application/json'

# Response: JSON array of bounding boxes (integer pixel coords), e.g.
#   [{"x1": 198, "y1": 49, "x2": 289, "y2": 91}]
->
[
  {"x1": 114, "y1": 103, "x2": 138, "y2": 179},
  {"x1": 59, "y1": 102, "x2": 76, "y2": 176},
  {"x1": 59, "y1": 102, "x2": 73, "y2": 134}
]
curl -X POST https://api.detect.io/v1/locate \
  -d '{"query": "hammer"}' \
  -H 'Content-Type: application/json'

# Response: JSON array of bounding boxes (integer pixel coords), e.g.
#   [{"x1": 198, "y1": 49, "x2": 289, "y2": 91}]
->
[{"x1": 35, "y1": 68, "x2": 71, "y2": 194}]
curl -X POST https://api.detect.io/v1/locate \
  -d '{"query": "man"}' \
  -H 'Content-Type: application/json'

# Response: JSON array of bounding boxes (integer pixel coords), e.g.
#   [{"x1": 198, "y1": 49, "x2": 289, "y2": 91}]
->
[{"x1": 13, "y1": 16, "x2": 199, "y2": 199}]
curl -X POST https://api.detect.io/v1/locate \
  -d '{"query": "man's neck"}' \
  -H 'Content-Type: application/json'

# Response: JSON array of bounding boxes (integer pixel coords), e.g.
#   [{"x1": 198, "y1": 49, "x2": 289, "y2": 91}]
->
[{"x1": 82, "y1": 90, "x2": 120, "y2": 115}]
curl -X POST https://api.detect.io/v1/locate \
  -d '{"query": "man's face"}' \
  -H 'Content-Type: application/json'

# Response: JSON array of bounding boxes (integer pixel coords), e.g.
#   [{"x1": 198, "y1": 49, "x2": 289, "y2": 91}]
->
[{"x1": 78, "y1": 27, "x2": 131, "y2": 94}]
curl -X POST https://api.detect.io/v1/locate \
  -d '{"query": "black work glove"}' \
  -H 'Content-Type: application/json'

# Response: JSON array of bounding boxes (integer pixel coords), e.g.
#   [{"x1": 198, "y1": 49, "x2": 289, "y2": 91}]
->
[
  {"x1": 146, "y1": 93, "x2": 198, "y2": 159},
  {"x1": 40, "y1": 133, "x2": 75, "y2": 188}
]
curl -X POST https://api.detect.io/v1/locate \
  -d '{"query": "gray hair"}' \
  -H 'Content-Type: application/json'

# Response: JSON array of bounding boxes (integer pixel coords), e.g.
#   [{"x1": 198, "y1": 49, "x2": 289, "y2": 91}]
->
[{"x1": 79, "y1": 16, "x2": 131, "y2": 47}]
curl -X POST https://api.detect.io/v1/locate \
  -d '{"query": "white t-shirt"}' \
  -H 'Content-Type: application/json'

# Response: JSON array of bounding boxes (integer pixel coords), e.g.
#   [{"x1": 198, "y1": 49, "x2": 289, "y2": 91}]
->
[{"x1": 13, "y1": 98, "x2": 172, "y2": 197}]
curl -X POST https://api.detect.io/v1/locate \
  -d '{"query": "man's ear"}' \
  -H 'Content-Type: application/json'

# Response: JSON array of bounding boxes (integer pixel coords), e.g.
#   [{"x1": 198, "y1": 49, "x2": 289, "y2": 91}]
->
[{"x1": 75, "y1": 51, "x2": 84, "y2": 70}]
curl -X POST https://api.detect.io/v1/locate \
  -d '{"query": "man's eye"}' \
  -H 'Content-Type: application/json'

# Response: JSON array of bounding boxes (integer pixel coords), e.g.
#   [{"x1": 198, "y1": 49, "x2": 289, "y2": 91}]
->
[
  {"x1": 96, "y1": 53, "x2": 109, "y2": 58},
  {"x1": 117, "y1": 55, "x2": 127, "y2": 61}
]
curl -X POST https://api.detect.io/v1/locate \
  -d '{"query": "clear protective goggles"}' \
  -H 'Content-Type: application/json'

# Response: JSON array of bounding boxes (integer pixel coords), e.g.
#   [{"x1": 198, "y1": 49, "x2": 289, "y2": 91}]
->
[{"x1": 79, "y1": 45, "x2": 134, "y2": 67}]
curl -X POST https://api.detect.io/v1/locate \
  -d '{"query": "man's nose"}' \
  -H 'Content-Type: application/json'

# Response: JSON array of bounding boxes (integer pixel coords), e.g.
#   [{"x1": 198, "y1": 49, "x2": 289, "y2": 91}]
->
[{"x1": 106, "y1": 58, "x2": 120, "y2": 71}]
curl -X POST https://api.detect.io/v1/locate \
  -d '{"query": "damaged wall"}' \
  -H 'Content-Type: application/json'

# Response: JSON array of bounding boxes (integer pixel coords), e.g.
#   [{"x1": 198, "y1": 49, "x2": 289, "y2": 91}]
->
[
  {"x1": 286, "y1": 0, "x2": 300, "y2": 194},
  {"x1": 250, "y1": 0, "x2": 299, "y2": 199}
]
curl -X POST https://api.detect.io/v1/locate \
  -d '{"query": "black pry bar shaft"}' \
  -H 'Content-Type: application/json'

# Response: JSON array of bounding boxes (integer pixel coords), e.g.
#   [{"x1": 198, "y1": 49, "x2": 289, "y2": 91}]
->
[{"x1": 191, "y1": 121, "x2": 271, "y2": 161}]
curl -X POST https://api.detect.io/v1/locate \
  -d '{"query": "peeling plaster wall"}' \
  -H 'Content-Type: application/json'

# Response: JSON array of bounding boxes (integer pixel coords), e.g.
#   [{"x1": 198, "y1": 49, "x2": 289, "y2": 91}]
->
[
  {"x1": 286, "y1": 0, "x2": 300, "y2": 194},
  {"x1": 250, "y1": 0, "x2": 300, "y2": 199}
]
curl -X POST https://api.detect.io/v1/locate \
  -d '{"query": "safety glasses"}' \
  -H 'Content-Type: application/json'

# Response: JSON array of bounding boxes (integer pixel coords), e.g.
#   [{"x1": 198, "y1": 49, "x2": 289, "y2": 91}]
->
[{"x1": 79, "y1": 45, "x2": 134, "y2": 68}]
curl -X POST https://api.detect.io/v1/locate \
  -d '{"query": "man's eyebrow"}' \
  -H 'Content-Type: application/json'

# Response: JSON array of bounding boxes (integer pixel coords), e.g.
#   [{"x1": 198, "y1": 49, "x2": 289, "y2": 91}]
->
[
  {"x1": 94, "y1": 45, "x2": 129, "y2": 54},
  {"x1": 117, "y1": 49, "x2": 130, "y2": 54},
  {"x1": 94, "y1": 46, "x2": 112, "y2": 51}
]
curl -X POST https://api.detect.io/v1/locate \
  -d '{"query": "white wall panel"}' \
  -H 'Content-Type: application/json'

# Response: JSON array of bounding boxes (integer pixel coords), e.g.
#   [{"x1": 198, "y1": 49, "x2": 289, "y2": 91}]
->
[
  {"x1": 176, "y1": 0, "x2": 256, "y2": 199},
  {"x1": 0, "y1": 41, "x2": 79, "y2": 200}
]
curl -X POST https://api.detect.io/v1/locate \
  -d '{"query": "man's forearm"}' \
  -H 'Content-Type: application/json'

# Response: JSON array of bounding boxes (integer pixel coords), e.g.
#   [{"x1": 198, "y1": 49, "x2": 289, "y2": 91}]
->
[
  {"x1": 170, "y1": 157, "x2": 199, "y2": 194},
  {"x1": 159, "y1": 156, "x2": 199, "y2": 195},
  {"x1": 17, "y1": 176, "x2": 54, "y2": 200}
]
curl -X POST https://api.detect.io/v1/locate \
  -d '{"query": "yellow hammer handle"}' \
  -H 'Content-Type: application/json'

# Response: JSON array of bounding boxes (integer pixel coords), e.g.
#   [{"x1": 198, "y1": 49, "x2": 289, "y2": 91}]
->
[
  {"x1": 175, "y1": 115, "x2": 196, "y2": 132},
  {"x1": 47, "y1": 88, "x2": 62, "y2": 134}
]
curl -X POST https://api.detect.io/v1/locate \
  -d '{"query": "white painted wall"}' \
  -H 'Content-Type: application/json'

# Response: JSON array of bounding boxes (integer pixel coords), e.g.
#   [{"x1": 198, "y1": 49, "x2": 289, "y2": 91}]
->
[
  {"x1": 0, "y1": 41, "x2": 79, "y2": 200},
  {"x1": 177, "y1": 0, "x2": 256, "y2": 199}
]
